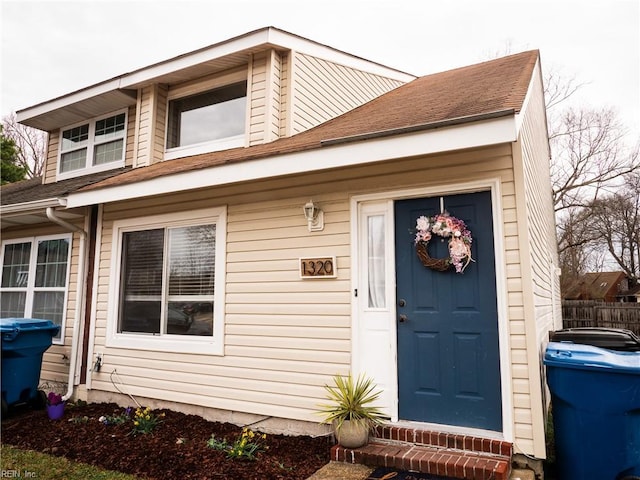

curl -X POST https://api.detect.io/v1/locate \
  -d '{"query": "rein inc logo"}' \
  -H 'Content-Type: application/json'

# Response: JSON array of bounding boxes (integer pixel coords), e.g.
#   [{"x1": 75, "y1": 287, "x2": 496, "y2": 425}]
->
[{"x1": 1, "y1": 471, "x2": 37, "y2": 478}]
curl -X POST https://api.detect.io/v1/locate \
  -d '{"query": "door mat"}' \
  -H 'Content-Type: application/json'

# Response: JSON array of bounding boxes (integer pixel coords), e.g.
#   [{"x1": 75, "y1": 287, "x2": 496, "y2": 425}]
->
[{"x1": 367, "y1": 466, "x2": 452, "y2": 480}]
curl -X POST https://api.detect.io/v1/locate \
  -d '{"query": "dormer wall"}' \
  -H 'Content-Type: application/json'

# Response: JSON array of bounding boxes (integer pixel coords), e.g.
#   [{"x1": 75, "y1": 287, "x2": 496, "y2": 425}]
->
[
  {"x1": 290, "y1": 52, "x2": 405, "y2": 134},
  {"x1": 41, "y1": 48, "x2": 406, "y2": 184},
  {"x1": 134, "y1": 84, "x2": 168, "y2": 168},
  {"x1": 248, "y1": 50, "x2": 288, "y2": 146}
]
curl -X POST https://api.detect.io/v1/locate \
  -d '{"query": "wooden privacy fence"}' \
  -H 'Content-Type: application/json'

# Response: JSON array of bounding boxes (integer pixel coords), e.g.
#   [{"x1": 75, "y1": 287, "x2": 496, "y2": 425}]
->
[{"x1": 562, "y1": 300, "x2": 640, "y2": 337}]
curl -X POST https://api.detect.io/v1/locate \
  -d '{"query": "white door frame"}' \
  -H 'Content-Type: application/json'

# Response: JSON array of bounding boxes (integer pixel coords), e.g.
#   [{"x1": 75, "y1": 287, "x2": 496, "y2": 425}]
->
[{"x1": 350, "y1": 178, "x2": 514, "y2": 440}]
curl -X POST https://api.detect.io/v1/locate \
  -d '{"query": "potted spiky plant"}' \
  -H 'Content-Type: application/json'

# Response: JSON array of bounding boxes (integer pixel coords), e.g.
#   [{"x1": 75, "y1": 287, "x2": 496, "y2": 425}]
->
[{"x1": 319, "y1": 373, "x2": 387, "y2": 448}]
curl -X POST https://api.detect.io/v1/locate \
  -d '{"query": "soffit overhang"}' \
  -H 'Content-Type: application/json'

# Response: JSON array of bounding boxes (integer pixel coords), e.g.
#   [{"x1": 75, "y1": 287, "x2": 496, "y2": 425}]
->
[
  {"x1": 17, "y1": 27, "x2": 415, "y2": 132},
  {"x1": 0, "y1": 198, "x2": 83, "y2": 230}
]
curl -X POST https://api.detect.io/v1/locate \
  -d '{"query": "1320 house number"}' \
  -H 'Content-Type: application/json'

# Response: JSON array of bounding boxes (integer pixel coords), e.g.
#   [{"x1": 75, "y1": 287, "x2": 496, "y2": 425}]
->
[{"x1": 300, "y1": 257, "x2": 337, "y2": 278}]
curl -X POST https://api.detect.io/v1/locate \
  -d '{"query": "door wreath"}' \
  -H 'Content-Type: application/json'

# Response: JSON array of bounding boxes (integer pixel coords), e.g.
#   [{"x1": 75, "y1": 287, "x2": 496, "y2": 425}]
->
[{"x1": 414, "y1": 212, "x2": 474, "y2": 273}]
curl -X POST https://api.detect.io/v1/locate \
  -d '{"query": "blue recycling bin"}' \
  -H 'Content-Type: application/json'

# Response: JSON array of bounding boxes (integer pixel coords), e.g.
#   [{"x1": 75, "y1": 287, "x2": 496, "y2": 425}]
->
[
  {"x1": 1, "y1": 318, "x2": 60, "y2": 415},
  {"x1": 544, "y1": 341, "x2": 640, "y2": 480}
]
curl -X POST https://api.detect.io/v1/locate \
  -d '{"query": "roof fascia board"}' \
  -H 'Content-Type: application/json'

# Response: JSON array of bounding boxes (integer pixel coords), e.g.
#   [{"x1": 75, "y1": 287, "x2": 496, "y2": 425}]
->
[
  {"x1": 265, "y1": 29, "x2": 415, "y2": 82},
  {"x1": 16, "y1": 30, "x2": 273, "y2": 124},
  {"x1": 67, "y1": 115, "x2": 516, "y2": 208},
  {"x1": 514, "y1": 57, "x2": 543, "y2": 134},
  {"x1": 0, "y1": 197, "x2": 67, "y2": 216},
  {"x1": 119, "y1": 28, "x2": 273, "y2": 88},
  {"x1": 16, "y1": 81, "x2": 133, "y2": 124},
  {"x1": 18, "y1": 27, "x2": 415, "y2": 125},
  {"x1": 118, "y1": 27, "x2": 415, "y2": 88}
]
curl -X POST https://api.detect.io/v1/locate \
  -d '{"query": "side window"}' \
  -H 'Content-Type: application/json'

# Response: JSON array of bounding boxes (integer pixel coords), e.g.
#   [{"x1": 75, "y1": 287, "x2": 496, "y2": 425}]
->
[
  {"x1": 367, "y1": 215, "x2": 386, "y2": 308},
  {"x1": 59, "y1": 111, "x2": 127, "y2": 178},
  {"x1": 0, "y1": 236, "x2": 71, "y2": 343}
]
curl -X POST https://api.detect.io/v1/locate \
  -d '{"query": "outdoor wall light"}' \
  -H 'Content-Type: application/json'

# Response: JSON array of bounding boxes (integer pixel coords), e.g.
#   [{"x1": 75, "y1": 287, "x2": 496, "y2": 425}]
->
[{"x1": 303, "y1": 200, "x2": 324, "y2": 232}]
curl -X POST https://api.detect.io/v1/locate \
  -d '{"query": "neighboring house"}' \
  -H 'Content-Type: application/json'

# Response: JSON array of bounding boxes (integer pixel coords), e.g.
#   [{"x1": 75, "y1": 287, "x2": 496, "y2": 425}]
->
[
  {"x1": 563, "y1": 271, "x2": 629, "y2": 302},
  {"x1": 619, "y1": 284, "x2": 640, "y2": 303},
  {"x1": 1, "y1": 27, "x2": 560, "y2": 475}
]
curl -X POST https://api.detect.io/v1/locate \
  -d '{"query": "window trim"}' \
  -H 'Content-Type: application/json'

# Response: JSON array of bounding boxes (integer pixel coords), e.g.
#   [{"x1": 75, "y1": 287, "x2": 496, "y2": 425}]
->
[
  {"x1": 0, "y1": 234, "x2": 73, "y2": 345},
  {"x1": 165, "y1": 69, "x2": 248, "y2": 160},
  {"x1": 57, "y1": 109, "x2": 128, "y2": 180},
  {"x1": 106, "y1": 207, "x2": 227, "y2": 355}
]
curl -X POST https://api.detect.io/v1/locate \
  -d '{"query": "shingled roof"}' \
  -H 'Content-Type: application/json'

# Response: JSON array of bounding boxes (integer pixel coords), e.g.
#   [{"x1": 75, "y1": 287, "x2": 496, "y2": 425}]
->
[
  {"x1": 563, "y1": 271, "x2": 628, "y2": 301},
  {"x1": 1, "y1": 168, "x2": 131, "y2": 206},
  {"x1": 81, "y1": 49, "x2": 539, "y2": 193},
  {"x1": 2, "y1": 49, "x2": 539, "y2": 203}
]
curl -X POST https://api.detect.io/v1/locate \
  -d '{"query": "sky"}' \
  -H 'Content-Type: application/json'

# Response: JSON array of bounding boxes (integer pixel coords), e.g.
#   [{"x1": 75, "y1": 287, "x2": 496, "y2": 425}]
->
[{"x1": 1, "y1": 0, "x2": 639, "y2": 138}]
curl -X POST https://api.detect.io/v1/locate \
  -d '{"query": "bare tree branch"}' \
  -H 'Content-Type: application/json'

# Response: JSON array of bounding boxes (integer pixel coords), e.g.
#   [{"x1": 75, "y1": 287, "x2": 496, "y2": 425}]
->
[
  {"x1": 543, "y1": 65, "x2": 586, "y2": 111},
  {"x1": 1, "y1": 112, "x2": 47, "y2": 179},
  {"x1": 549, "y1": 107, "x2": 639, "y2": 214},
  {"x1": 588, "y1": 173, "x2": 640, "y2": 282}
]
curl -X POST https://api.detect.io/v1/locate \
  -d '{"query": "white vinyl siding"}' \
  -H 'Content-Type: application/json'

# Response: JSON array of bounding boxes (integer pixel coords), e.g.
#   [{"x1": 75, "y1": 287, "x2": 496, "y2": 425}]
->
[
  {"x1": 133, "y1": 85, "x2": 168, "y2": 168},
  {"x1": 248, "y1": 50, "x2": 285, "y2": 146},
  {"x1": 290, "y1": 52, "x2": 404, "y2": 134},
  {"x1": 87, "y1": 144, "x2": 533, "y2": 435},
  {"x1": 511, "y1": 62, "x2": 558, "y2": 458},
  {"x1": 43, "y1": 131, "x2": 59, "y2": 184},
  {"x1": 279, "y1": 52, "x2": 291, "y2": 138}
]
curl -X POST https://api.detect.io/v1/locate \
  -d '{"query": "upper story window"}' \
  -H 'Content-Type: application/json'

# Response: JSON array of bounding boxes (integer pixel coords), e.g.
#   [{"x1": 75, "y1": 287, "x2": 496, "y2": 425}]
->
[
  {"x1": 58, "y1": 110, "x2": 127, "y2": 179},
  {"x1": 165, "y1": 81, "x2": 247, "y2": 160}
]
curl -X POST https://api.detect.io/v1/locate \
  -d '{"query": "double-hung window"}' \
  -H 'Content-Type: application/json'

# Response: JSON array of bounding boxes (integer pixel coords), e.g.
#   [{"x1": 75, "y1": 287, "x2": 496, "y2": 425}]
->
[
  {"x1": 0, "y1": 235, "x2": 72, "y2": 343},
  {"x1": 108, "y1": 207, "x2": 226, "y2": 354},
  {"x1": 58, "y1": 110, "x2": 127, "y2": 179}
]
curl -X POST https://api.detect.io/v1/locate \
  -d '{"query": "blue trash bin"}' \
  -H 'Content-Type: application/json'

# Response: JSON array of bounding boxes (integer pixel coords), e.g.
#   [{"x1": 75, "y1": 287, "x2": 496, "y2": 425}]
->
[
  {"x1": 544, "y1": 341, "x2": 640, "y2": 480},
  {"x1": 1, "y1": 318, "x2": 60, "y2": 415}
]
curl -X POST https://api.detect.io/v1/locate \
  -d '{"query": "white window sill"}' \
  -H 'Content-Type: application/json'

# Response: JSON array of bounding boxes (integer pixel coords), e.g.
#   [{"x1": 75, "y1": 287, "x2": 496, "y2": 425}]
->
[
  {"x1": 164, "y1": 135, "x2": 244, "y2": 160},
  {"x1": 107, "y1": 333, "x2": 222, "y2": 355}
]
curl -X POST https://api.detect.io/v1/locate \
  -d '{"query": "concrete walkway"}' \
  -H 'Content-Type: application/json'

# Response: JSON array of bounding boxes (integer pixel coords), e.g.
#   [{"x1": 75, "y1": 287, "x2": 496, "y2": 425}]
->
[
  {"x1": 307, "y1": 462, "x2": 373, "y2": 480},
  {"x1": 307, "y1": 462, "x2": 536, "y2": 480}
]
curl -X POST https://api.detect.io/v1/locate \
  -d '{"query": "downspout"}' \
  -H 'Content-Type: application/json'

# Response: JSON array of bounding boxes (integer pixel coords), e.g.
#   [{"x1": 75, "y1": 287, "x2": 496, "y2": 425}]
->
[{"x1": 46, "y1": 207, "x2": 88, "y2": 402}]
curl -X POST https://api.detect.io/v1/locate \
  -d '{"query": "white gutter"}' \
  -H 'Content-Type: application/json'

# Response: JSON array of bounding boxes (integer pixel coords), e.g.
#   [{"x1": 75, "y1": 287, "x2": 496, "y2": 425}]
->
[
  {"x1": 0, "y1": 198, "x2": 66, "y2": 216},
  {"x1": 46, "y1": 207, "x2": 88, "y2": 402},
  {"x1": 67, "y1": 114, "x2": 518, "y2": 208}
]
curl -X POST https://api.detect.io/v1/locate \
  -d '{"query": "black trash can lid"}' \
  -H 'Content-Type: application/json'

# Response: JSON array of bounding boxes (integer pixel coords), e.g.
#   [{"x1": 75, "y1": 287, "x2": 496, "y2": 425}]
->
[{"x1": 549, "y1": 327, "x2": 640, "y2": 352}]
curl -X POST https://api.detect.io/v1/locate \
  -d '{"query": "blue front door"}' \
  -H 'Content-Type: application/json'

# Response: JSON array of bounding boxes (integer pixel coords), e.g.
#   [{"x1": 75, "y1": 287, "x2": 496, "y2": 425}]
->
[{"x1": 394, "y1": 192, "x2": 502, "y2": 431}]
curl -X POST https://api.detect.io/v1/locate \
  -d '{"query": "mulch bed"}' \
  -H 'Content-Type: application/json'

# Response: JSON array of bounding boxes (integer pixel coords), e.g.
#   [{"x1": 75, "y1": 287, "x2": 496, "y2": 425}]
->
[{"x1": 1, "y1": 402, "x2": 332, "y2": 479}]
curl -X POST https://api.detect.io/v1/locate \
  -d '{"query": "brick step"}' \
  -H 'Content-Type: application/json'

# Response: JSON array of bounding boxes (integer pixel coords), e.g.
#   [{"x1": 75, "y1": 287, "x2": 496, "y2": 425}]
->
[
  {"x1": 373, "y1": 425, "x2": 513, "y2": 457},
  {"x1": 331, "y1": 426, "x2": 513, "y2": 480}
]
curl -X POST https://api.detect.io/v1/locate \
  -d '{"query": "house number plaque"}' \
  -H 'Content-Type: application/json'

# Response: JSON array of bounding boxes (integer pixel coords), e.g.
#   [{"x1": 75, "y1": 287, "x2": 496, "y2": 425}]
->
[{"x1": 299, "y1": 257, "x2": 337, "y2": 278}]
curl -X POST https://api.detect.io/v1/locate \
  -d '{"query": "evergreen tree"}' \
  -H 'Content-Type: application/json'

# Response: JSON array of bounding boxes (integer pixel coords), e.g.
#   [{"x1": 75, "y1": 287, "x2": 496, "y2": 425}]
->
[{"x1": 1, "y1": 126, "x2": 27, "y2": 184}]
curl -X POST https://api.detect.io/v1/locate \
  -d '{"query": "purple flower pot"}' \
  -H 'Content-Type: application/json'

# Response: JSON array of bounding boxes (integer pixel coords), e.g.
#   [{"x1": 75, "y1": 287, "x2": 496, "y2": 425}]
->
[{"x1": 47, "y1": 403, "x2": 65, "y2": 420}]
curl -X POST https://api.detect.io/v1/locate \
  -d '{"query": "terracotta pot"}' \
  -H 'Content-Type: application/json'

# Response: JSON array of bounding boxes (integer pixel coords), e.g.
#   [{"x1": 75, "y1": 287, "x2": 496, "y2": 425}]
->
[
  {"x1": 335, "y1": 420, "x2": 369, "y2": 448},
  {"x1": 47, "y1": 403, "x2": 65, "y2": 420}
]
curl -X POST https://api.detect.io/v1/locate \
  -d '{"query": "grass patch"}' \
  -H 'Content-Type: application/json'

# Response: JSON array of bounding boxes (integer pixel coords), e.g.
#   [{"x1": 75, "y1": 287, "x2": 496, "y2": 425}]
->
[
  {"x1": 545, "y1": 407, "x2": 555, "y2": 465},
  {"x1": 0, "y1": 445, "x2": 140, "y2": 480}
]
